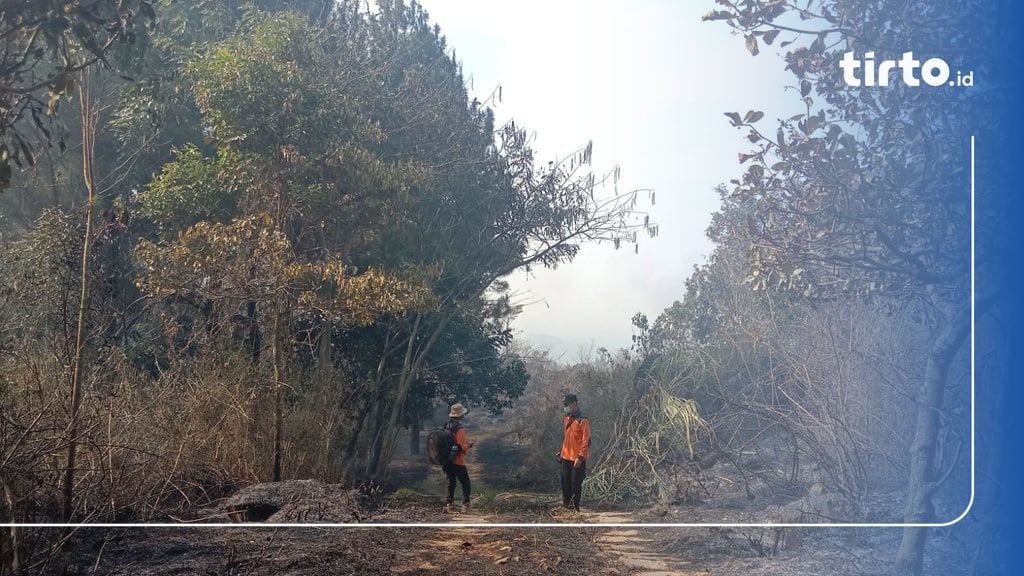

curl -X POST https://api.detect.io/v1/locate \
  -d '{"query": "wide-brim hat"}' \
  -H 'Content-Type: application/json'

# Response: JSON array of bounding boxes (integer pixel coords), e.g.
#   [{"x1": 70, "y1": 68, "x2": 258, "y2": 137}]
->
[
  {"x1": 563, "y1": 394, "x2": 578, "y2": 404},
  {"x1": 449, "y1": 403, "x2": 468, "y2": 418}
]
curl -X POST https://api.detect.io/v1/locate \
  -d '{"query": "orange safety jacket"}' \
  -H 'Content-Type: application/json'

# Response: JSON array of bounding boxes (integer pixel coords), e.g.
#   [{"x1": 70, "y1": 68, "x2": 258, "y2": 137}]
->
[
  {"x1": 560, "y1": 412, "x2": 591, "y2": 461},
  {"x1": 451, "y1": 423, "x2": 471, "y2": 466}
]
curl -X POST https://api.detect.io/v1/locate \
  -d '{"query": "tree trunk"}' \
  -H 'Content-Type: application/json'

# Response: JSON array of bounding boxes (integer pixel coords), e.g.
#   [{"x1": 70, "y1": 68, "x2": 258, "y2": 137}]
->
[
  {"x1": 340, "y1": 407, "x2": 370, "y2": 483},
  {"x1": 246, "y1": 299, "x2": 262, "y2": 365},
  {"x1": 364, "y1": 315, "x2": 420, "y2": 478},
  {"x1": 272, "y1": 308, "x2": 285, "y2": 482},
  {"x1": 318, "y1": 316, "x2": 332, "y2": 374},
  {"x1": 270, "y1": 177, "x2": 289, "y2": 482},
  {"x1": 2, "y1": 479, "x2": 19, "y2": 573},
  {"x1": 364, "y1": 393, "x2": 394, "y2": 480},
  {"x1": 374, "y1": 312, "x2": 455, "y2": 479},
  {"x1": 371, "y1": 316, "x2": 421, "y2": 478},
  {"x1": 63, "y1": 72, "x2": 99, "y2": 522},
  {"x1": 895, "y1": 306, "x2": 971, "y2": 575},
  {"x1": 409, "y1": 419, "x2": 421, "y2": 455},
  {"x1": 969, "y1": 305, "x2": 1006, "y2": 575}
]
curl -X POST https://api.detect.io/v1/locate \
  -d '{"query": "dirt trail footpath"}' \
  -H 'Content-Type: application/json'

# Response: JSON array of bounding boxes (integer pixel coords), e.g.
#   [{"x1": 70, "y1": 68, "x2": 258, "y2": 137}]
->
[
  {"x1": 48, "y1": 415, "x2": 971, "y2": 576},
  {"x1": 383, "y1": 517, "x2": 611, "y2": 576},
  {"x1": 386, "y1": 419, "x2": 709, "y2": 576},
  {"x1": 389, "y1": 526, "x2": 490, "y2": 573},
  {"x1": 588, "y1": 511, "x2": 710, "y2": 576},
  {"x1": 384, "y1": 508, "x2": 711, "y2": 576}
]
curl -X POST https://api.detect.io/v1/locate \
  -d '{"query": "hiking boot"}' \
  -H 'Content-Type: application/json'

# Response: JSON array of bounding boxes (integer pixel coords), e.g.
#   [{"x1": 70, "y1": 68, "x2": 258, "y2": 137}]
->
[
  {"x1": 444, "y1": 503, "x2": 455, "y2": 513},
  {"x1": 461, "y1": 502, "x2": 471, "y2": 513}
]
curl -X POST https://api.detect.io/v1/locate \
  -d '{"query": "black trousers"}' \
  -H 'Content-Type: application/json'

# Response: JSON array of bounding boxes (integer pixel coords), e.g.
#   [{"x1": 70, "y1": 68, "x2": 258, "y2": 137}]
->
[
  {"x1": 560, "y1": 458, "x2": 587, "y2": 510},
  {"x1": 442, "y1": 463, "x2": 471, "y2": 504}
]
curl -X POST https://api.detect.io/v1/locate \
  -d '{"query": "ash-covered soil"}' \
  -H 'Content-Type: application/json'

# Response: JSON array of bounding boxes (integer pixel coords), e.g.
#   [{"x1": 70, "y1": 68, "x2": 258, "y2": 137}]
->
[
  {"x1": 22, "y1": 419, "x2": 998, "y2": 575},
  {"x1": 30, "y1": 488, "x2": 995, "y2": 576}
]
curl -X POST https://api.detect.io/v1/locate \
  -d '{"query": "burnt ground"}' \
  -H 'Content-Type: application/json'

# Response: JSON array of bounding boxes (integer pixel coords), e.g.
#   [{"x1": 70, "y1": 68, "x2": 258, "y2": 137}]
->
[
  {"x1": 28, "y1": 417, "x2": 997, "y2": 575},
  {"x1": 37, "y1": 498, "x2": 991, "y2": 576}
]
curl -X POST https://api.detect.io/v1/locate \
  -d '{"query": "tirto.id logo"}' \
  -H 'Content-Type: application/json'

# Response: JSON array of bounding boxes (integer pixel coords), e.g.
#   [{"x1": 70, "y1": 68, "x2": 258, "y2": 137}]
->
[{"x1": 840, "y1": 51, "x2": 973, "y2": 87}]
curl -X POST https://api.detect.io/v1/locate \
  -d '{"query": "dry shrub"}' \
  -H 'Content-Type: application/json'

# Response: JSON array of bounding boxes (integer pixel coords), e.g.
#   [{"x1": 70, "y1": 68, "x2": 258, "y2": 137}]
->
[
  {"x1": 280, "y1": 370, "x2": 351, "y2": 482},
  {"x1": 585, "y1": 380, "x2": 711, "y2": 506},
  {"x1": 1, "y1": 346, "x2": 280, "y2": 526},
  {"x1": 773, "y1": 303, "x2": 925, "y2": 497},
  {"x1": 503, "y1": 348, "x2": 635, "y2": 491},
  {"x1": 136, "y1": 353, "x2": 275, "y2": 510}
]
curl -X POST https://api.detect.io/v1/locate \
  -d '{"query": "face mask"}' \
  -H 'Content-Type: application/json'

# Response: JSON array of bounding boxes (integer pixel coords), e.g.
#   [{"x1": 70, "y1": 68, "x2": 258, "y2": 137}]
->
[{"x1": 563, "y1": 406, "x2": 572, "y2": 414}]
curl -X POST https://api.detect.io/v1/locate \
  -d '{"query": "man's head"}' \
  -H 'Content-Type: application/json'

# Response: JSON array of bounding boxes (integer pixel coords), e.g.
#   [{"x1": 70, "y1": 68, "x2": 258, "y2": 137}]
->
[{"x1": 563, "y1": 394, "x2": 578, "y2": 414}]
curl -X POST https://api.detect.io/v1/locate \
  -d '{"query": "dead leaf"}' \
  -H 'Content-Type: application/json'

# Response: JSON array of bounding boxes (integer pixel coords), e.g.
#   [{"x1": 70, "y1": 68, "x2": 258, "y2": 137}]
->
[{"x1": 495, "y1": 556, "x2": 511, "y2": 565}]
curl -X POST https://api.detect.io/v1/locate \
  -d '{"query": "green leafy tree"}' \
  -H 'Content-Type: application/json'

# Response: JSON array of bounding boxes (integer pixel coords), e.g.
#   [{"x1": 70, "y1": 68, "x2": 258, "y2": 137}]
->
[
  {"x1": 0, "y1": 0, "x2": 156, "y2": 189},
  {"x1": 405, "y1": 300, "x2": 529, "y2": 415},
  {"x1": 297, "y1": 0, "x2": 658, "y2": 480},
  {"x1": 135, "y1": 9, "x2": 441, "y2": 481}
]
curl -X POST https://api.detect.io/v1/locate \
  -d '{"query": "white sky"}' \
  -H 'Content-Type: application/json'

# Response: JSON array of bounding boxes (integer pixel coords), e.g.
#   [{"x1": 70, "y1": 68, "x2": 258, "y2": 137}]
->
[{"x1": 416, "y1": 1, "x2": 798, "y2": 356}]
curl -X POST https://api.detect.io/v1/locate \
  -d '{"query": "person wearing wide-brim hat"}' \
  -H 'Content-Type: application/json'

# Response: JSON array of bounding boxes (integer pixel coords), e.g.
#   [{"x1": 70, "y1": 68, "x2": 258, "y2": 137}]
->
[{"x1": 443, "y1": 403, "x2": 475, "y2": 513}]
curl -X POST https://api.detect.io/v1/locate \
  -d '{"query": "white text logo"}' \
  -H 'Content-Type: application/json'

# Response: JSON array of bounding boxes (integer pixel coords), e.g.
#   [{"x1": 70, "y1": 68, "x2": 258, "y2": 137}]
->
[{"x1": 840, "y1": 51, "x2": 973, "y2": 87}]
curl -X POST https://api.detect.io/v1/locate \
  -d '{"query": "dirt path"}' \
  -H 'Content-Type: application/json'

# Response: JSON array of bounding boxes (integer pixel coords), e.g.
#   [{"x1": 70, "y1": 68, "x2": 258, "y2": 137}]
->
[
  {"x1": 390, "y1": 527, "x2": 491, "y2": 574},
  {"x1": 381, "y1": 518, "x2": 609, "y2": 575},
  {"x1": 387, "y1": 421, "x2": 713, "y2": 576},
  {"x1": 382, "y1": 508, "x2": 713, "y2": 576},
  {"x1": 59, "y1": 499, "x2": 963, "y2": 576},
  {"x1": 50, "y1": 420, "x2": 959, "y2": 576},
  {"x1": 588, "y1": 511, "x2": 711, "y2": 576}
]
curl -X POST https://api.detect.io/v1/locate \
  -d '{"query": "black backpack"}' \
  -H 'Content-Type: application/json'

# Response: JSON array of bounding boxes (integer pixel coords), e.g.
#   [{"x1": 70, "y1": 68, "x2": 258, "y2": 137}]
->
[{"x1": 426, "y1": 421, "x2": 462, "y2": 466}]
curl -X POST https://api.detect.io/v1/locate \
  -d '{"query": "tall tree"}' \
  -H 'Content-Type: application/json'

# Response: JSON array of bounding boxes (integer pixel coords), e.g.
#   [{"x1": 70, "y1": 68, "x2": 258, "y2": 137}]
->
[
  {"x1": 302, "y1": 0, "x2": 657, "y2": 479},
  {"x1": 135, "y1": 9, "x2": 439, "y2": 481},
  {"x1": 706, "y1": 0, "x2": 1003, "y2": 573}
]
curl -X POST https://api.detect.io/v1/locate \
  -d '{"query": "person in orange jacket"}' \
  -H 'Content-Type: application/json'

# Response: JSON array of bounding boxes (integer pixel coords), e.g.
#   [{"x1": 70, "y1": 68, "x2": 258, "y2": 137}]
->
[
  {"x1": 443, "y1": 403, "x2": 475, "y2": 513},
  {"x1": 559, "y1": 393, "x2": 590, "y2": 511}
]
